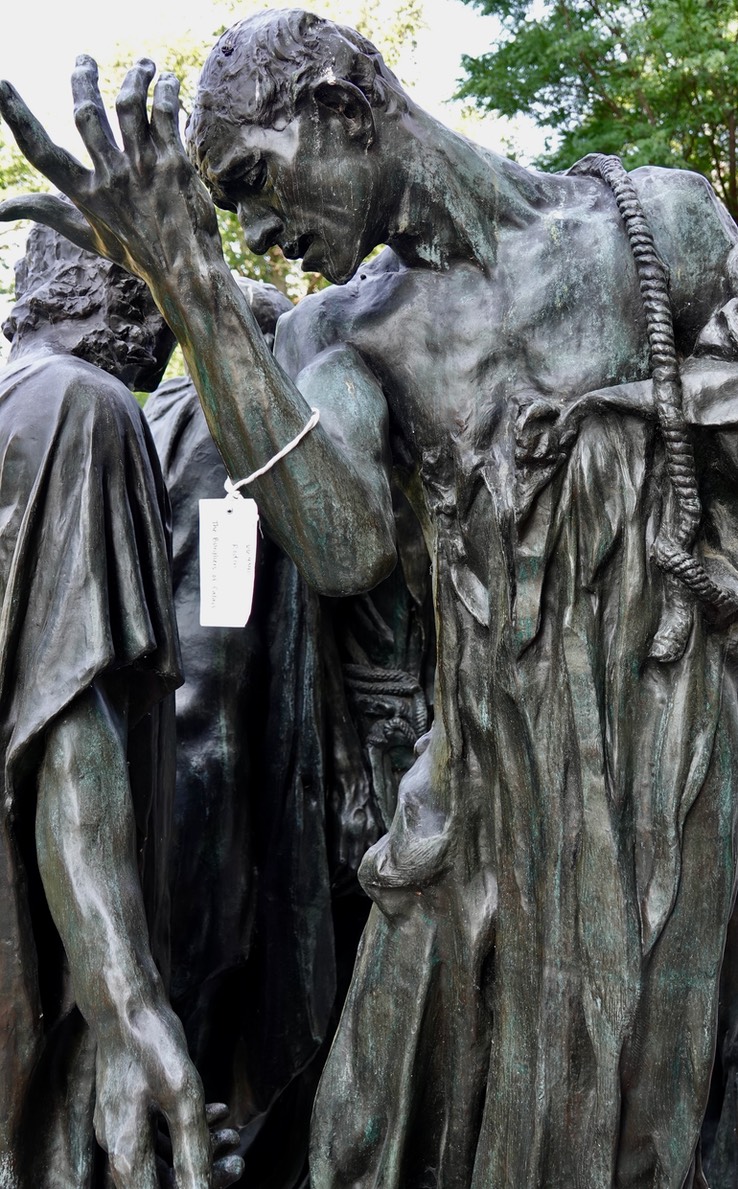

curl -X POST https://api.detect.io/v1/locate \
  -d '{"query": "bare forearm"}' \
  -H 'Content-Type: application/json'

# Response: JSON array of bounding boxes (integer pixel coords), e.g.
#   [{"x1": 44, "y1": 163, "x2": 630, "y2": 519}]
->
[
  {"x1": 577, "y1": 357, "x2": 738, "y2": 424},
  {"x1": 0, "y1": 62, "x2": 395, "y2": 592},
  {"x1": 36, "y1": 680, "x2": 166, "y2": 1037},
  {"x1": 155, "y1": 253, "x2": 396, "y2": 594}
]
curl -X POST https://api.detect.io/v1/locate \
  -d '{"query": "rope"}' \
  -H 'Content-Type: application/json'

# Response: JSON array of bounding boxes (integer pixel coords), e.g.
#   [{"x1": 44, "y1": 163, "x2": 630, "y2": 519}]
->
[
  {"x1": 224, "y1": 407, "x2": 320, "y2": 495},
  {"x1": 570, "y1": 154, "x2": 738, "y2": 646}
]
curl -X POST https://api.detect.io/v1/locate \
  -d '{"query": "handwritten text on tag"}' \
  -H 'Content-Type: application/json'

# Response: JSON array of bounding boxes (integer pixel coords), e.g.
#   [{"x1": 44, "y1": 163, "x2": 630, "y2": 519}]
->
[{"x1": 199, "y1": 497, "x2": 259, "y2": 627}]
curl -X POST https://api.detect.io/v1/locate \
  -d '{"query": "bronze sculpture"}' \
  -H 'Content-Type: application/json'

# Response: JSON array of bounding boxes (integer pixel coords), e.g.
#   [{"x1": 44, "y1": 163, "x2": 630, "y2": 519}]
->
[
  {"x1": 145, "y1": 275, "x2": 431, "y2": 1187},
  {"x1": 3, "y1": 9, "x2": 738, "y2": 1185},
  {"x1": 0, "y1": 222, "x2": 242, "y2": 1189}
]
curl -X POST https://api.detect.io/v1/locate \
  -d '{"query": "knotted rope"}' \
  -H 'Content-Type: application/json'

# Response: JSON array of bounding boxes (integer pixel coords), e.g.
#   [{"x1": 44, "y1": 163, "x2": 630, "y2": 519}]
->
[{"x1": 569, "y1": 153, "x2": 738, "y2": 657}]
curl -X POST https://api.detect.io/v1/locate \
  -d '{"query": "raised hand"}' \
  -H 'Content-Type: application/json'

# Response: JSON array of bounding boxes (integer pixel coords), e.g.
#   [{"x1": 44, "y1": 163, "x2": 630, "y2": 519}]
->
[{"x1": 0, "y1": 56, "x2": 220, "y2": 286}]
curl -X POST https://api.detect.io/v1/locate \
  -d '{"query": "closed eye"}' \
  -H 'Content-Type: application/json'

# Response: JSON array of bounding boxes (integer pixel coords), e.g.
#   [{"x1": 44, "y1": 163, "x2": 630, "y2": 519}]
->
[
  {"x1": 223, "y1": 159, "x2": 267, "y2": 196},
  {"x1": 205, "y1": 157, "x2": 268, "y2": 210},
  {"x1": 240, "y1": 160, "x2": 267, "y2": 192}
]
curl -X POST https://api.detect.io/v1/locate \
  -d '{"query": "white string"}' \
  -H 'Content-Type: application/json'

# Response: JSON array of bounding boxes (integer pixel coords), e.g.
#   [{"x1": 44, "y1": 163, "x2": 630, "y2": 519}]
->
[{"x1": 224, "y1": 407, "x2": 321, "y2": 497}]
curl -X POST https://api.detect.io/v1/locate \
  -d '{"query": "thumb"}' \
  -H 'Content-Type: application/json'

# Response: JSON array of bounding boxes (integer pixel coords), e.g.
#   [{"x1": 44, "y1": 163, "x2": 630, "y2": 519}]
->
[{"x1": 0, "y1": 192, "x2": 98, "y2": 254}]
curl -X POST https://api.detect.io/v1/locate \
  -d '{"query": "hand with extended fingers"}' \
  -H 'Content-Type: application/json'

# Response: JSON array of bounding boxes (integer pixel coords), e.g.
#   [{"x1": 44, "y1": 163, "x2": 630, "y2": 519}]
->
[{"x1": 0, "y1": 56, "x2": 219, "y2": 287}]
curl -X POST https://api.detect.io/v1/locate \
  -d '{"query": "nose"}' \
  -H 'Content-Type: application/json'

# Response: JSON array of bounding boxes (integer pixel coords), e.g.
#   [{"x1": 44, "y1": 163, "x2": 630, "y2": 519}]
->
[{"x1": 238, "y1": 205, "x2": 285, "y2": 255}]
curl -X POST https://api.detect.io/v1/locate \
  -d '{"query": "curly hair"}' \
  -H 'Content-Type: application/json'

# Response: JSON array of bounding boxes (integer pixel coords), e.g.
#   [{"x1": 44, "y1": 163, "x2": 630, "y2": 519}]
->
[
  {"x1": 186, "y1": 8, "x2": 409, "y2": 172},
  {"x1": 3, "y1": 218, "x2": 175, "y2": 392}
]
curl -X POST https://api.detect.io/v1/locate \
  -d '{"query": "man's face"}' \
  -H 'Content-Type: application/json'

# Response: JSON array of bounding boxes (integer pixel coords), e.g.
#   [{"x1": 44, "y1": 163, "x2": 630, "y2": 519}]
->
[{"x1": 195, "y1": 103, "x2": 386, "y2": 285}]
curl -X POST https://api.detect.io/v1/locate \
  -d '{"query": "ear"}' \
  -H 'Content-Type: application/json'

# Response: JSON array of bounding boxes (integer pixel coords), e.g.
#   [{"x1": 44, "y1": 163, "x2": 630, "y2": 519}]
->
[{"x1": 312, "y1": 79, "x2": 375, "y2": 148}]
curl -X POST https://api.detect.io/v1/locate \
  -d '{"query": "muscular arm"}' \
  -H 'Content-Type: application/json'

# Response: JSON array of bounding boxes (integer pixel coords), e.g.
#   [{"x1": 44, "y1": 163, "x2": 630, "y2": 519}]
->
[
  {"x1": 36, "y1": 678, "x2": 210, "y2": 1189},
  {"x1": 175, "y1": 287, "x2": 395, "y2": 596},
  {"x1": 0, "y1": 62, "x2": 396, "y2": 597}
]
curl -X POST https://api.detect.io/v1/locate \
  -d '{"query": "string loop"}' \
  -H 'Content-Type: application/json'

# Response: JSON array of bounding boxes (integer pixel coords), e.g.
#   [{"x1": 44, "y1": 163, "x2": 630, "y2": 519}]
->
[{"x1": 224, "y1": 407, "x2": 321, "y2": 497}]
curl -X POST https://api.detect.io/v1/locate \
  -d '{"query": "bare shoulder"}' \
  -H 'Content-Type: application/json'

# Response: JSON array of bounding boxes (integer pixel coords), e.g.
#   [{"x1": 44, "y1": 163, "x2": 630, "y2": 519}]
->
[
  {"x1": 628, "y1": 166, "x2": 738, "y2": 338},
  {"x1": 627, "y1": 165, "x2": 736, "y2": 255},
  {"x1": 274, "y1": 248, "x2": 408, "y2": 379}
]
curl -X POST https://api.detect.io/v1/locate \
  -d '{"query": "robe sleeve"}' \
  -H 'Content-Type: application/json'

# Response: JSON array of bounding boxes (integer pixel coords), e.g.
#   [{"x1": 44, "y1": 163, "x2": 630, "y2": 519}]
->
[{"x1": 0, "y1": 354, "x2": 182, "y2": 805}]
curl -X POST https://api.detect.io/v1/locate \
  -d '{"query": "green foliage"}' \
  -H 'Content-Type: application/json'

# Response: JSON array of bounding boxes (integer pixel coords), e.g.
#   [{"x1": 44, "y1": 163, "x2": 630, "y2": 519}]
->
[
  {"x1": 351, "y1": 0, "x2": 424, "y2": 69},
  {"x1": 457, "y1": 0, "x2": 738, "y2": 218},
  {"x1": 0, "y1": 126, "x2": 50, "y2": 299}
]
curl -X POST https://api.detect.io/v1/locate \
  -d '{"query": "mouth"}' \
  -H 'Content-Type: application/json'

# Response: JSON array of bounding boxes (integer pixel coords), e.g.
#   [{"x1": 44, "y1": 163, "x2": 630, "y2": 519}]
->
[{"x1": 281, "y1": 233, "x2": 314, "y2": 261}]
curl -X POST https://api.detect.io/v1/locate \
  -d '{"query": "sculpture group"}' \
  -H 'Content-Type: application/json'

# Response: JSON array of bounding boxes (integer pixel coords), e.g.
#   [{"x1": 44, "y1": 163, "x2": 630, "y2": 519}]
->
[{"x1": 2, "y1": 8, "x2": 738, "y2": 1187}]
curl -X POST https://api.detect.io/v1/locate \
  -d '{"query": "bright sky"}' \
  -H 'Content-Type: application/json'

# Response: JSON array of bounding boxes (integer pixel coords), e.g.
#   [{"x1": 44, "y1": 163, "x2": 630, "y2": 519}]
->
[
  {"x1": 0, "y1": 0, "x2": 547, "y2": 349},
  {"x1": 0, "y1": 0, "x2": 545, "y2": 155}
]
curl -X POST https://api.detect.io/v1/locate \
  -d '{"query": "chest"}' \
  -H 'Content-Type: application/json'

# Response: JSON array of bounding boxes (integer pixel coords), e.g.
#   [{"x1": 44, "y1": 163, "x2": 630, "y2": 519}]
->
[{"x1": 342, "y1": 217, "x2": 654, "y2": 458}]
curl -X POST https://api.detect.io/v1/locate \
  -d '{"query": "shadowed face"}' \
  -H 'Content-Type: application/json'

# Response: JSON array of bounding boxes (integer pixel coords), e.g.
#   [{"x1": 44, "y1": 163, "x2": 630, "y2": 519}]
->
[{"x1": 194, "y1": 103, "x2": 387, "y2": 286}]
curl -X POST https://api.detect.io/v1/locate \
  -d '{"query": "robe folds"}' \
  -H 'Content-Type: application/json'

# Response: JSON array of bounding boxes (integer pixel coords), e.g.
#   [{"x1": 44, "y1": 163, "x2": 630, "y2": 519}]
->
[
  {"x1": 145, "y1": 377, "x2": 337, "y2": 1189},
  {"x1": 312, "y1": 374, "x2": 738, "y2": 1189},
  {"x1": 0, "y1": 353, "x2": 180, "y2": 1188},
  {"x1": 144, "y1": 376, "x2": 433, "y2": 1189}
]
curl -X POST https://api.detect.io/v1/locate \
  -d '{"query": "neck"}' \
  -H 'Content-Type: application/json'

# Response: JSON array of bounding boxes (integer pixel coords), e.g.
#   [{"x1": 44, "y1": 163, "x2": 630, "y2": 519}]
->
[
  {"x1": 8, "y1": 319, "x2": 91, "y2": 363},
  {"x1": 383, "y1": 106, "x2": 561, "y2": 271},
  {"x1": 8, "y1": 334, "x2": 60, "y2": 364}
]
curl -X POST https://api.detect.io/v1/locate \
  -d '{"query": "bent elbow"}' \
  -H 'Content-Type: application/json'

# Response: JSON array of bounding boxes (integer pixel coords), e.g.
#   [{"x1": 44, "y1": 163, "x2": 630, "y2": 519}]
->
[
  {"x1": 311, "y1": 534, "x2": 397, "y2": 597},
  {"x1": 353, "y1": 536, "x2": 398, "y2": 594}
]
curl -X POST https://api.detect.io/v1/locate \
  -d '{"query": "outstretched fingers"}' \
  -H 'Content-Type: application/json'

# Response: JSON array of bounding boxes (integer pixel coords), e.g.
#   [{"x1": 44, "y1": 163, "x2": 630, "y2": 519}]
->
[
  {"x1": 0, "y1": 80, "x2": 89, "y2": 196},
  {"x1": 115, "y1": 59, "x2": 156, "y2": 163},
  {"x1": 71, "y1": 55, "x2": 119, "y2": 164}
]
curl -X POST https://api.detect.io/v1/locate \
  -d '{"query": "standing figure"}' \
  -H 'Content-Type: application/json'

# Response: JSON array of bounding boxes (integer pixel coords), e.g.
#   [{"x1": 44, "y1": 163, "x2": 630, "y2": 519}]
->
[
  {"x1": 6, "y1": 14, "x2": 738, "y2": 1183},
  {"x1": 0, "y1": 222, "x2": 240, "y2": 1189},
  {"x1": 145, "y1": 276, "x2": 430, "y2": 1187},
  {"x1": 146, "y1": 278, "x2": 334, "y2": 1188}
]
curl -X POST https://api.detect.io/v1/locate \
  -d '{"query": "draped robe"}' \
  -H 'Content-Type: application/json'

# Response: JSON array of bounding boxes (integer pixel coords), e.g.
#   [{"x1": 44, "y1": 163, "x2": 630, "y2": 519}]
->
[
  {"x1": 0, "y1": 354, "x2": 180, "y2": 1188},
  {"x1": 312, "y1": 355, "x2": 738, "y2": 1188}
]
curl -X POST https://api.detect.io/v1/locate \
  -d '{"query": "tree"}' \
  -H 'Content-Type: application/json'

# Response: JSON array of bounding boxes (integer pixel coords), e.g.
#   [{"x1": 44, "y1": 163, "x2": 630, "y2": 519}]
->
[
  {"x1": 0, "y1": 128, "x2": 50, "y2": 299},
  {"x1": 456, "y1": 0, "x2": 738, "y2": 220}
]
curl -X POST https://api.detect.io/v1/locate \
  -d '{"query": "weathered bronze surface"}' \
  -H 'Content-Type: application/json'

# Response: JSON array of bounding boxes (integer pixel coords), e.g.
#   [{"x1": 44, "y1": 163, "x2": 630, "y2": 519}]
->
[
  {"x1": 144, "y1": 275, "x2": 431, "y2": 1187},
  {"x1": 4, "y1": 9, "x2": 738, "y2": 1185},
  {"x1": 0, "y1": 224, "x2": 242, "y2": 1187}
]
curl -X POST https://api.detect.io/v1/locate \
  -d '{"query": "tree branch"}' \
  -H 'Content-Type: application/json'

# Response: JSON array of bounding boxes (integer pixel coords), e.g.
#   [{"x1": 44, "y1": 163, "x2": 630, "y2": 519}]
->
[{"x1": 556, "y1": 0, "x2": 624, "y2": 118}]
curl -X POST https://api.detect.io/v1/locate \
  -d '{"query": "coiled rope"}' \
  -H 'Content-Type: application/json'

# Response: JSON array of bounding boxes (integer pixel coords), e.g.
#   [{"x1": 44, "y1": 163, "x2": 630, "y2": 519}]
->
[{"x1": 569, "y1": 153, "x2": 738, "y2": 656}]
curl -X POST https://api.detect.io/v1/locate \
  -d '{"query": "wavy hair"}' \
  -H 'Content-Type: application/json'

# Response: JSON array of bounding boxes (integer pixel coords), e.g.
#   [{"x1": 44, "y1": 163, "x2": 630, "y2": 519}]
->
[{"x1": 187, "y1": 8, "x2": 408, "y2": 171}]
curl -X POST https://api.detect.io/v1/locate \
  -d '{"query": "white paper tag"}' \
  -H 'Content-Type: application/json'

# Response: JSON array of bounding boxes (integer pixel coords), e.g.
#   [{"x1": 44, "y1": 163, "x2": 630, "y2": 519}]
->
[{"x1": 199, "y1": 497, "x2": 259, "y2": 627}]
